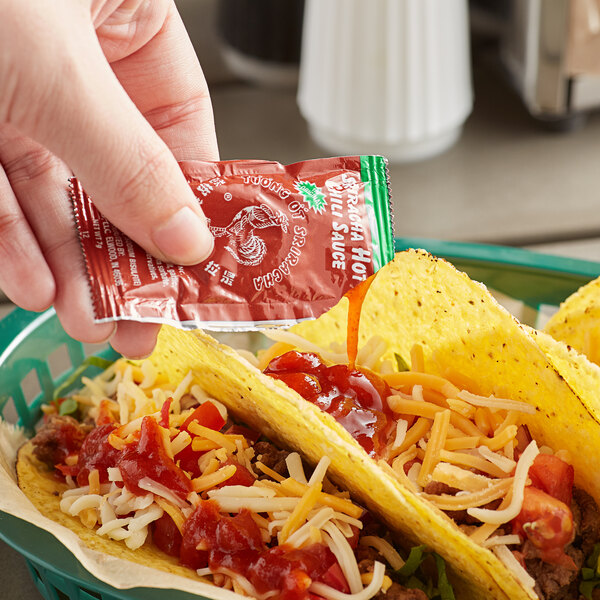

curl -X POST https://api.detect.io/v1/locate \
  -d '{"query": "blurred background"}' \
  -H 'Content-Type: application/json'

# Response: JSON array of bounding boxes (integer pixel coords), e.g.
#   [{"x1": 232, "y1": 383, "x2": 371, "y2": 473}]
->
[{"x1": 177, "y1": 0, "x2": 600, "y2": 261}]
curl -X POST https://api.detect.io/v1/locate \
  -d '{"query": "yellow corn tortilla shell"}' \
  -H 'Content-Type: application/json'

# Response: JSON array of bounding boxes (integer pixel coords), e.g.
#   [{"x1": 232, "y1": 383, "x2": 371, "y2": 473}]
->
[
  {"x1": 527, "y1": 326, "x2": 600, "y2": 430},
  {"x1": 146, "y1": 249, "x2": 600, "y2": 600},
  {"x1": 15, "y1": 441, "x2": 206, "y2": 583},
  {"x1": 544, "y1": 276, "x2": 600, "y2": 365}
]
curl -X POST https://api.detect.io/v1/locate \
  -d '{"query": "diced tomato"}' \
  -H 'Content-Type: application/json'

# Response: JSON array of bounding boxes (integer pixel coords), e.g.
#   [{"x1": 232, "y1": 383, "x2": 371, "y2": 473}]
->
[
  {"x1": 528, "y1": 454, "x2": 574, "y2": 506},
  {"x1": 345, "y1": 525, "x2": 360, "y2": 550},
  {"x1": 181, "y1": 401, "x2": 225, "y2": 433},
  {"x1": 96, "y1": 399, "x2": 116, "y2": 426},
  {"x1": 159, "y1": 398, "x2": 172, "y2": 429},
  {"x1": 225, "y1": 423, "x2": 261, "y2": 444},
  {"x1": 175, "y1": 444, "x2": 203, "y2": 478},
  {"x1": 55, "y1": 463, "x2": 80, "y2": 478},
  {"x1": 180, "y1": 501, "x2": 217, "y2": 570},
  {"x1": 152, "y1": 513, "x2": 182, "y2": 557},
  {"x1": 76, "y1": 423, "x2": 120, "y2": 486},
  {"x1": 119, "y1": 417, "x2": 192, "y2": 501},
  {"x1": 512, "y1": 486, "x2": 575, "y2": 567},
  {"x1": 249, "y1": 544, "x2": 336, "y2": 600},
  {"x1": 319, "y1": 562, "x2": 350, "y2": 593},
  {"x1": 218, "y1": 458, "x2": 256, "y2": 487},
  {"x1": 213, "y1": 509, "x2": 264, "y2": 557}
]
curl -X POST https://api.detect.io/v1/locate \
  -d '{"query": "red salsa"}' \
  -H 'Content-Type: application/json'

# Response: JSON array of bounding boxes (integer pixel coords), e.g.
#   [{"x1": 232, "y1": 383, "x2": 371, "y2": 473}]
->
[
  {"x1": 51, "y1": 403, "x2": 352, "y2": 599},
  {"x1": 264, "y1": 350, "x2": 393, "y2": 456},
  {"x1": 176, "y1": 500, "x2": 347, "y2": 600}
]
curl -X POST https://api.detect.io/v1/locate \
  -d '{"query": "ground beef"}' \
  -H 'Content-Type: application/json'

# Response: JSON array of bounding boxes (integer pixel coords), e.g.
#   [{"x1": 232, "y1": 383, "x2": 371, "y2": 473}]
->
[
  {"x1": 379, "y1": 585, "x2": 428, "y2": 600},
  {"x1": 524, "y1": 543, "x2": 583, "y2": 600},
  {"x1": 358, "y1": 559, "x2": 427, "y2": 600},
  {"x1": 253, "y1": 441, "x2": 291, "y2": 477},
  {"x1": 423, "y1": 481, "x2": 459, "y2": 496},
  {"x1": 355, "y1": 545, "x2": 381, "y2": 563},
  {"x1": 572, "y1": 488, "x2": 600, "y2": 556},
  {"x1": 31, "y1": 414, "x2": 92, "y2": 467}
]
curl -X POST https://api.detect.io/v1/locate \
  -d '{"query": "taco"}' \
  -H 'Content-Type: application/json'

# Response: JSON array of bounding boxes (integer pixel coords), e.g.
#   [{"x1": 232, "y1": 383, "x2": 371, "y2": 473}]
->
[
  {"x1": 544, "y1": 276, "x2": 600, "y2": 366},
  {"x1": 141, "y1": 250, "x2": 600, "y2": 600},
  {"x1": 16, "y1": 353, "x2": 453, "y2": 600}
]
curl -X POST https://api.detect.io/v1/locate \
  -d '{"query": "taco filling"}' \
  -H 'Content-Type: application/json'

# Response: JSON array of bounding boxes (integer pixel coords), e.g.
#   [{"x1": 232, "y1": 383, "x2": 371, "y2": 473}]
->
[
  {"x1": 260, "y1": 335, "x2": 600, "y2": 600},
  {"x1": 19, "y1": 356, "x2": 454, "y2": 600}
]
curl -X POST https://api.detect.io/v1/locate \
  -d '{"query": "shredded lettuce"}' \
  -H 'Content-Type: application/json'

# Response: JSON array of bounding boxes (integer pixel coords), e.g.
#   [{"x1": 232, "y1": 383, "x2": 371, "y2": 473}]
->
[
  {"x1": 580, "y1": 543, "x2": 600, "y2": 599},
  {"x1": 395, "y1": 545, "x2": 455, "y2": 600},
  {"x1": 53, "y1": 356, "x2": 114, "y2": 403},
  {"x1": 394, "y1": 352, "x2": 410, "y2": 372}
]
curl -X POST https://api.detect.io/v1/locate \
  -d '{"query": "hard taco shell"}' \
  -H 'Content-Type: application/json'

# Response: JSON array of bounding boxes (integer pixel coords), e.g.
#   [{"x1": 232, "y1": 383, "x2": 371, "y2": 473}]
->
[
  {"x1": 544, "y1": 275, "x2": 600, "y2": 365},
  {"x1": 147, "y1": 249, "x2": 600, "y2": 600}
]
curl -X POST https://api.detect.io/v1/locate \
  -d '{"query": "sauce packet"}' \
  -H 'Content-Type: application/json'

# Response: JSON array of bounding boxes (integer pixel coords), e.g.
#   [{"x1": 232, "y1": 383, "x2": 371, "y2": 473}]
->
[{"x1": 71, "y1": 156, "x2": 394, "y2": 331}]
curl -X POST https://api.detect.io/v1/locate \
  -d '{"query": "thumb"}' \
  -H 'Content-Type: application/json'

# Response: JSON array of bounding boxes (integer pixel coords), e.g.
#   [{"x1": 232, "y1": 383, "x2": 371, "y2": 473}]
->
[{"x1": 6, "y1": 12, "x2": 214, "y2": 265}]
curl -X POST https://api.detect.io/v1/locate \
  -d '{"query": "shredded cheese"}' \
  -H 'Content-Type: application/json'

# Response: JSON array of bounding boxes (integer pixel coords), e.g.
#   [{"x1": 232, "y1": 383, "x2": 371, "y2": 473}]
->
[
  {"x1": 308, "y1": 456, "x2": 331, "y2": 486},
  {"x1": 261, "y1": 329, "x2": 347, "y2": 364},
  {"x1": 467, "y1": 441, "x2": 539, "y2": 524},
  {"x1": 385, "y1": 372, "x2": 460, "y2": 398},
  {"x1": 279, "y1": 478, "x2": 363, "y2": 519},
  {"x1": 285, "y1": 452, "x2": 308, "y2": 484},
  {"x1": 188, "y1": 422, "x2": 237, "y2": 453},
  {"x1": 286, "y1": 507, "x2": 335, "y2": 548},
  {"x1": 391, "y1": 420, "x2": 409, "y2": 451},
  {"x1": 359, "y1": 536, "x2": 404, "y2": 570},
  {"x1": 477, "y1": 446, "x2": 516, "y2": 473},
  {"x1": 430, "y1": 463, "x2": 493, "y2": 493},
  {"x1": 192, "y1": 465, "x2": 237, "y2": 493},
  {"x1": 438, "y1": 449, "x2": 511, "y2": 478},
  {"x1": 417, "y1": 409, "x2": 451, "y2": 487},
  {"x1": 492, "y1": 545, "x2": 537, "y2": 599},
  {"x1": 391, "y1": 417, "x2": 432, "y2": 455},
  {"x1": 421, "y1": 478, "x2": 514, "y2": 511},
  {"x1": 456, "y1": 390, "x2": 536, "y2": 414},
  {"x1": 279, "y1": 482, "x2": 322, "y2": 544}
]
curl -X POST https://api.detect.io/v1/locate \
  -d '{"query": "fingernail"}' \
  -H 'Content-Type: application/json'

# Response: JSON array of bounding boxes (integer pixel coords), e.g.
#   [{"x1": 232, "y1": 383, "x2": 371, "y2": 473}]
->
[{"x1": 152, "y1": 207, "x2": 214, "y2": 264}]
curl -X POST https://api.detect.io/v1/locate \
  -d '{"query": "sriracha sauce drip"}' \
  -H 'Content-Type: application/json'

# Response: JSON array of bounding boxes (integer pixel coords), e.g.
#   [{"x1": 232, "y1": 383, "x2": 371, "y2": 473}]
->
[
  {"x1": 344, "y1": 275, "x2": 376, "y2": 369},
  {"x1": 264, "y1": 351, "x2": 393, "y2": 457}
]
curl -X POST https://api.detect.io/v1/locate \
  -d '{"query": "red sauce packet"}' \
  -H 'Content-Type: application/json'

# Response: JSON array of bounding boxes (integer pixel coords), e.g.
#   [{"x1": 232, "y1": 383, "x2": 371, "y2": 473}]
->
[{"x1": 71, "y1": 156, "x2": 394, "y2": 331}]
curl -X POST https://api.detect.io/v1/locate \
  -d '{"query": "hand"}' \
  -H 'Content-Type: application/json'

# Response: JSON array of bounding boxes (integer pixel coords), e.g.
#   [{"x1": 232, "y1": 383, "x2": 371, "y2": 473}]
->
[{"x1": 0, "y1": 0, "x2": 218, "y2": 357}]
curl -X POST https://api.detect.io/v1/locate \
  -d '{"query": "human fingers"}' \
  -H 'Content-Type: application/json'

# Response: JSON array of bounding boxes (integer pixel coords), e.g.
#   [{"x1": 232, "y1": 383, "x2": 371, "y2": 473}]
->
[
  {"x1": 103, "y1": 1, "x2": 219, "y2": 161},
  {"x1": 110, "y1": 321, "x2": 161, "y2": 359},
  {"x1": 0, "y1": 163, "x2": 55, "y2": 312},
  {"x1": 1, "y1": 1, "x2": 213, "y2": 267},
  {"x1": 0, "y1": 125, "x2": 115, "y2": 344}
]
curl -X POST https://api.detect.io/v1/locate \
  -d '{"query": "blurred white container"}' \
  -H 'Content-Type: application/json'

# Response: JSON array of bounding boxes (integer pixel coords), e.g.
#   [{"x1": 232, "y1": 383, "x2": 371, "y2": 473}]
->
[{"x1": 298, "y1": 0, "x2": 473, "y2": 162}]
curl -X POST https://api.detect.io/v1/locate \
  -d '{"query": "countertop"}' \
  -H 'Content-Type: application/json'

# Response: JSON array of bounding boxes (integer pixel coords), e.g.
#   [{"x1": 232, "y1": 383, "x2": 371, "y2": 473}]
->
[
  {"x1": 210, "y1": 46, "x2": 600, "y2": 252},
  {"x1": 4, "y1": 21, "x2": 600, "y2": 600}
]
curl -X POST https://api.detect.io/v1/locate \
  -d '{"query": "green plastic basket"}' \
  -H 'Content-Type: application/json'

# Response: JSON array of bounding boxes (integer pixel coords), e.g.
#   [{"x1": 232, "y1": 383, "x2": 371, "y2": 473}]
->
[{"x1": 1, "y1": 239, "x2": 600, "y2": 600}]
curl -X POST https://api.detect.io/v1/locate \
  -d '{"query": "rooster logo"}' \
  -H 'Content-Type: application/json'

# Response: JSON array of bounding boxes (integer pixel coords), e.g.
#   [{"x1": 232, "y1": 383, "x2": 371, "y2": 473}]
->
[{"x1": 207, "y1": 204, "x2": 289, "y2": 266}]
